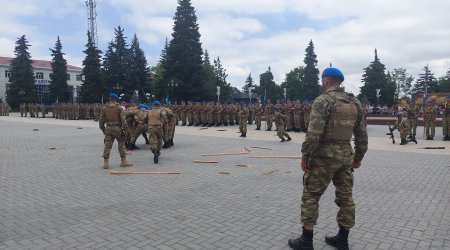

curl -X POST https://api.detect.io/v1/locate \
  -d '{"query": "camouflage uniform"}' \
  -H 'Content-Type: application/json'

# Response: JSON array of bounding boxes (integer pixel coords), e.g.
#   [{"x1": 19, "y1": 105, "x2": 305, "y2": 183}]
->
[
  {"x1": 423, "y1": 104, "x2": 436, "y2": 140},
  {"x1": 273, "y1": 110, "x2": 291, "y2": 142},
  {"x1": 148, "y1": 106, "x2": 168, "y2": 163},
  {"x1": 406, "y1": 105, "x2": 419, "y2": 137},
  {"x1": 392, "y1": 113, "x2": 409, "y2": 144},
  {"x1": 300, "y1": 87, "x2": 368, "y2": 230},
  {"x1": 238, "y1": 105, "x2": 249, "y2": 137},
  {"x1": 442, "y1": 102, "x2": 450, "y2": 140},
  {"x1": 99, "y1": 101, "x2": 131, "y2": 168}
]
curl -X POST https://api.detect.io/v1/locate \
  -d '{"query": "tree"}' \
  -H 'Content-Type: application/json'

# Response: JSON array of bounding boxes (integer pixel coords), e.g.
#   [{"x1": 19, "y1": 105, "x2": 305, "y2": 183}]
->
[
  {"x1": 201, "y1": 49, "x2": 217, "y2": 101},
  {"x1": 213, "y1": 57, "x2": 232, "y2": 102},
  {"x1": 391, "y1": 68, "x2": 414, "y2": 101},
  {"x1": 6, "y1": 35, "x2": 35, "y2": 109},
  {"x1": 281, "y1": 66, "x2": 305, "y2": 100},
  {"x1": 242, "y1": 73, "x2": 257, "y2": 93},
  {"x1": 412, "y1": 65, "x2": 438, "y2": 101},
  {"x1": 303, "y1": 40, "x2": 321, "y2": 99},
  {"x1": 127, "y1": 34, "x2": 149, "y2": 102},
  {"x1": 165, "y1": 0, "x2": 204, "y2": 101},
  {"x1": 79, "y1": 31, "x2": 103, "y2": 103},
  {"x1": 359, "y1": 49, "x2": 395, "y2": 106},
  {"x1": 102, "y1": 26, "x2": 129, "y2": 100},
  {"x1": 48, "y1": 36, "x2": 70, "y2": 103},
  {"x1": 258, "y1": 67, "x2": 282, "y2": 102},
  {"x1": 437, "y1": 68, "x2": 450, "y2": 92}
]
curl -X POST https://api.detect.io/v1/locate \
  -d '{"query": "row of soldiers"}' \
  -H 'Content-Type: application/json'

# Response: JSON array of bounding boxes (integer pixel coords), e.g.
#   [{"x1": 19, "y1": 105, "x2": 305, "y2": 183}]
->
[
  {"x1": 19, "y1": 103, "x2": 48, "y2": 118},
  {"x1": 19, "y1": 103, "x2": 103, "y2": 120},
  {"x1": 0, "y1": 103, "x2": 11, "y2": 116},
  {"x1": 169, "y1": 100, "x2": 312, "y2": 133},
  {"x1": 399, "y1": 100, "x2": 450, "y2": 140}
]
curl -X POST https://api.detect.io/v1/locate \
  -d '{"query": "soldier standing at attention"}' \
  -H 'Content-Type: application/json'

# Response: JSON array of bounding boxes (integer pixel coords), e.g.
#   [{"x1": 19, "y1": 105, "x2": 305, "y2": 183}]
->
[
  {"x1": 238, "y1": 104, "x2": 249, "y2": 137},
  {"x1": 148, "y1": 101, "x2": 167, "y2": 163},
  {"x1": 288, "y1": 68, "x2": 368, "y2": 250},
  {"x1": 99, "y1": 93, "x2": 133, "y2": 169},
  {"x1": 406, "y1": 103, "x2": 419, "y2": 139},
  {"x1": 423, "y1": 101, "x2": 436, "y2": 140},
  {"x1": 392, "y1": 111, "x2": 409, "y2": 145}
]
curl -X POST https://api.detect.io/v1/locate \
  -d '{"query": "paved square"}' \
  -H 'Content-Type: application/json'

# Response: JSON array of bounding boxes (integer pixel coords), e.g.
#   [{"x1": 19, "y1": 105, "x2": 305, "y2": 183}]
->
[{"x1": 1, "y1": 114, "x2": 449, "y2": 249}]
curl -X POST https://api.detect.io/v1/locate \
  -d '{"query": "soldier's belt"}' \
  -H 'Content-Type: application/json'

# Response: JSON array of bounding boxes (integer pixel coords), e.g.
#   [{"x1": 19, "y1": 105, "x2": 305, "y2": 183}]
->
[
  {"x1": 106, "y1": 122, "x2": 121, "y2": 126},
  {"x1": 319, "y1": 140, "x2": 351, "y2": 144}
]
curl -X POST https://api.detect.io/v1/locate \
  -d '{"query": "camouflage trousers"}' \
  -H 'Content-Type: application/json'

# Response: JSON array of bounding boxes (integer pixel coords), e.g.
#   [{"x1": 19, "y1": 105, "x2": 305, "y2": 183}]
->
[
  {"x1": 277, "y1": 125, "x2": 289, "y2": 139},
  {"x1": 301, "y1": 156, "x2": 355, "y2": 230},
  {"x1": 424, "y1": 120, "x2": 435, "y2": 138},
  {"x1": 255, "y1": 115, "x2": 262, "y2": 129},
  {"x1": 239, "y1": 118, "x2": 247, "y2": 134},
  {"x1": 443, "y1": 116, "x2": 450, "y2": 137},
  {"x1": 130, "y1": 124, "x2": 148, "y2": 144},
  {"x1": 103, "y1": 125, "x2": 126, "y2": 159},
  {"x1": 407, "y1": 119, "x2": 417, "y2": 136},
  {"x1": 148, "y1": 125, "x2": 163, "y2": 151}
]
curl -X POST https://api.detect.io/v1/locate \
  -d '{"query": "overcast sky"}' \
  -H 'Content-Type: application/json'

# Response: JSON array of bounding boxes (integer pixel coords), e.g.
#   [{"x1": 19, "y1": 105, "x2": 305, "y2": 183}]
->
[{"x1": 1, "y1": 0, "x2": 450, "y2": 94}]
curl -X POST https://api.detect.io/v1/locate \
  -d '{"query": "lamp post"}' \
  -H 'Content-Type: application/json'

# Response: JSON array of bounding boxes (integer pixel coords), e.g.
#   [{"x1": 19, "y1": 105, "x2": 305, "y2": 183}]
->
[
  {"x1": 248, "y1": 86, "x2": 254, "y2": 103},
  {"x1": 283, "y1": 87, "x2": 287, "y2": 101},
  {"x1": 168, "y1": 80, "x2": 178, "y2": 102},
  {"x1": 217, "y1": 86, "x2": 221, "y2": 102}
]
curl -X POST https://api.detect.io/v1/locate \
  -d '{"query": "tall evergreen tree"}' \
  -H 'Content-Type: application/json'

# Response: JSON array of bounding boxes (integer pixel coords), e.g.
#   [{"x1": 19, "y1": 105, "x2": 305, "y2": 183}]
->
[
  {"x1": 79, "y1": 31, "x2": 103, "y2": 103},
  {"x1": 6, "y1": 35, "x2": 35, "y2": 109},
  {"x1": 281, "y1": 66, "x2": 305, "y2": 100},
  {"x1": 201, "y1": 49, "x2": 216, "y2": 101},
  {"x1": 165, "y1": 0, "x2": 204, "y2": 101},
  {"x1": 303, "y1": 40, "x2": 320, "y2": 99},
  {"x1": 102, "y1": 26, "x2": 129, "y2": 100},
  {"x1": 437, "y1": 68, "x2": 450, "y2": 92},
  {"x1": 48, "y1": 36, "x2": 70, "y2": 103},
  {"x1": 151, "y1": 39, "x2": 170, "y2": 101},
  {"x1": 258, "y1": 67, "x2": 282, "y2": 101},
  {"x1": 213, "y1": 57, "x2": 232, "y2": 102},
  {"x1": 127, "y1": 34, "x2": 149, "y2": 101},
  {"x1": 412, "y1": 65, "x2": 438, "y2": 99},
  {"x1": 359, "y1": 49, "x2": 395, "y2": 106},
  {"x1": 242, "y1": 73, "x2": 256, "y2": 92}
]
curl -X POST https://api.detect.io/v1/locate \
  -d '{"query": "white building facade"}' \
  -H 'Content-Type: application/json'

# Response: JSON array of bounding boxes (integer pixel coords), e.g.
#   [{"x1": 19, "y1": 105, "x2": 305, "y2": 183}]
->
[{"x1": 0, "y1": 56, "x2": 83, "y2": 103}]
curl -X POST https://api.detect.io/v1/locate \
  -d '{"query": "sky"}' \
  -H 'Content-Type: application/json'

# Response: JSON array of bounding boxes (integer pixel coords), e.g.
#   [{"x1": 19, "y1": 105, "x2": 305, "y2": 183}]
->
[{"x1": 1, "y1": 0, "x2": 450, "y2": 95}]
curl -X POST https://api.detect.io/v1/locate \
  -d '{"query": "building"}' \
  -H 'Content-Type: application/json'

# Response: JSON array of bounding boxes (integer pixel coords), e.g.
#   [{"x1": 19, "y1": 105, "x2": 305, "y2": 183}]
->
[{"x1": 0, "y1": 56, "x2": 83, "y2": 103}]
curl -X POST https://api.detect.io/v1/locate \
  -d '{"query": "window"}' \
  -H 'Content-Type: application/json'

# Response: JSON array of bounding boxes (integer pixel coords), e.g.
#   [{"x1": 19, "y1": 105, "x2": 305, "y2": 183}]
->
[
  {"x1": 67, "y1": 74, "x2": 71, "y2": 80},
  {"x1": 5, "y1": 70, "x2": 11, "y2": 82},
  {"x1": 35, "y1": 72, "x2": 44, "y2": 79},
  {"x1": 76, "y1": 74, "x2": 83, "y2": 81}
]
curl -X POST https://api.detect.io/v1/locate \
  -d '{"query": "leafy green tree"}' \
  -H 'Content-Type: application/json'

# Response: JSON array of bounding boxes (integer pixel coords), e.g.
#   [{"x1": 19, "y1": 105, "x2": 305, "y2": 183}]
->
[
  {"x1": 213, "y1": 57, "x2": 232, "y2": 102},
  {"x1": 6, "y1": 35, "x2": 35, "y2": 109},
  {"x1": 165, "y1": 0, "x2": 204, "y2": 101},
  {"x1": 359, "y1": 49, "x2": 395, "y2": 106},
  {"x1": 281, "y1": 66, "x2": 305, "y2": 100},
  {"x1": 412, "y1": 65, "x2": 438, "y2": 99},
  {"x1": 391, "y1": 68, "x2": 414, "y2": 101},
  {"x1": 79, "y1": 31, "x2": 103, "y2": 103},
  {"x1": 303, "y1": 40, "x2": 320, "y2": 99},
  {"x1": 258, "y1": 67, "x2": 282, "y2": 101},
  {"x1": 437, "y1": 68, "x2": 450, "y2": 92},
  {"x1": 127, "y1": 34, "x2": 149, "y2": 101},
  {"x1": 102, "y1": 26, "x2": 129, "y2": 100},
  {"x1": 48, "y1": 36, "x2": 70, "y2": 103}
]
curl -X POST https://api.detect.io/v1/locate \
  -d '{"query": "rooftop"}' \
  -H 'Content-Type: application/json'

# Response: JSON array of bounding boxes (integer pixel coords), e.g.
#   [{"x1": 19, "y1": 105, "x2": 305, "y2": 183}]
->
[{"x1": 0, "y1": 56, "x2": 82, "y2": 71}]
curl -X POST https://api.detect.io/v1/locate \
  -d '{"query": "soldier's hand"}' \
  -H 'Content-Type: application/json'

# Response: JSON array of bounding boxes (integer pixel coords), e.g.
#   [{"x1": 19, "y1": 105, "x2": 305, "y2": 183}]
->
[
  {"x1": 301, "y1": 159, "x2": 312, "y2": 173},
  {"x1": 352, "y1": 160, "x2": 362, "y2": 169}
]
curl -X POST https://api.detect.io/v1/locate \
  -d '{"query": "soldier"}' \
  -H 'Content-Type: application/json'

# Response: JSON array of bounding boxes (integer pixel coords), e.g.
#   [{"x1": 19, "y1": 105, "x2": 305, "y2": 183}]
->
[
  {"x1": 99, "y1": 93, "x2": 133, "y2": 169},
  {"x1": 392, "y1": 111, "x2": 409, "y2": 145},
  {"x1": 162, "y1": 105, "x2": 176, "y2": 148},
  {"x1": 406, "y1": 103, "x2": 420, "y2": 139},
  {"x1": 19, "y1": 103, "x2": 25, "y2": 117},
  {"x1": 273, "y1": 108, "x2": 292, "y2": 142},
  {"x1": 254, "y1": 103, "x2": 263, "y2": 130},
  {"x1": 238, "y1": 104, "x2": 249, "y2": 137},
  {"x1": 288, "y1": 68, "x2": 368, "y2": 250},
  {"x1": 264, "y1": 100, "x2": 273, "y2": 131},
  {"x1": 129, "y1": 104, "x2": 149, "y2": 150},
  {"x1": 423, "y1": 101, "x2": 436, "y2": 140},
  {"x1": 442, "y1": 97, "x2": 450, "y2": 141},
  {"x1": 148, "y1": 101, "x2": 167, "y2": 163}
]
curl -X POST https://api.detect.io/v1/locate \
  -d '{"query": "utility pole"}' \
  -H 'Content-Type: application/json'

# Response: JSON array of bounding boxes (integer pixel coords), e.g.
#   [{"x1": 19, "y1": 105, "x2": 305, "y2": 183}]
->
[{"x1": 86, "y1": 0, "x2": 98, "y2": 47}]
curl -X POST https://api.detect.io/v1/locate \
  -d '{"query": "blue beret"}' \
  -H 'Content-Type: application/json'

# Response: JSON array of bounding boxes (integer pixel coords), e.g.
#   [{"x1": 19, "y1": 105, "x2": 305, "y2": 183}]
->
[
  {"x1": 139, "y1": 104, "x2": 148, "y2": 110},
  {"x1": 153, "y1": 101, "x2": 161, "y2": 106},
  {"x1": 322, "y1": 67, "x2": 344, "y2": 82},
  {"x1": 109, "y1": 92, "x2": 119, "y2": 99}
]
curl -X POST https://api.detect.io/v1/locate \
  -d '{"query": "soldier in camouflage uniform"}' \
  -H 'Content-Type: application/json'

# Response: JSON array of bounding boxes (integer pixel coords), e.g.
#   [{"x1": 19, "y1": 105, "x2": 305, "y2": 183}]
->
[
  {"x1": 442, "y1": 97, "x2": 450, "y2": 140},
  {"x1": 289, "y1": 68, "x2": 368, "y2": 250},
  {"x1": 273, "y1": 108, "x2": 292, "y2": 142},
  {"x1": 238, "y1": 104, "x2": 249, "y2": 137},
  {"x1": 162, "y1": 105, "x2": 176, "y2": 148},
  {"x1": 129, "y1": 104, "x2": 149, "y2": 150},
  {"x1": 99, "y1": 93, "x2": 133, "y2": 169},
  {"x1": 148, "y1": 101, "x2": 168, "y2": 163},
  {"x1": 392, "y1": 111, "x2": 409, "y2": 145},
  {"x1": 406, "y1": 103, "x2": 420, "y2": 139},
  {"x1": 423, "y1": 101, "x2": 436, "y2": 140}
]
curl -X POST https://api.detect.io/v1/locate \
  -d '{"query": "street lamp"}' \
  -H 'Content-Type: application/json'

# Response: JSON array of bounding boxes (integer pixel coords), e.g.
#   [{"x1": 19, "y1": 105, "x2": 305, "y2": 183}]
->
[
  {"x1": 217, "y1": 86, "x2": 221, "y2": 102},
  {"x1": 248, "y1": 86, "x2": 255, "y2": 103},
  {"x1": 283, "y1": 87, "x2": 287, "y2": 101},
  {"x1": 168, "y1": 80, "x2": 178, "y2": 102}
]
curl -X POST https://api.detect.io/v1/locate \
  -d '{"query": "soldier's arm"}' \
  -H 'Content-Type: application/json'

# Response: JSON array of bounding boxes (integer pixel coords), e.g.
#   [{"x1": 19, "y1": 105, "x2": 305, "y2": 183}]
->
[
  {"x1": 99, "y1": 110, "x2": 106, "y2": 133},
  {"x1": 353, "y1": 101, "x2": 368, "y2": 161},
  {"x1": 301, "y1": 96, "x2": 329, "y2": 161},
  {"x1": 119, "y1": 109, "x2": 128, "y2": 130}
]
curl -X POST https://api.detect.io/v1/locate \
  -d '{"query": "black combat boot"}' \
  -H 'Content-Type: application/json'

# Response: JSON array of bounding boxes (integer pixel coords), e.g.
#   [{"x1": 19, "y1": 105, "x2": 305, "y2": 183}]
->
[
  {"x1": 240, "y1": 133, "x2": 244, "y2": 137},
  {"x1": 143, "y1": 134, "x2": 150, "y2": 145},
  {"x1": 162, "y1": 141, "x2": 170, "y2": 148},
  {"x1": 152, "y1": 150, "x2": 159, "y2": 163},
  {"x1": 131, "y1": 143, "x2": 140, "y2": 150},
  {"x1": 242, "y1": 133, "x2": 246, "y2": 138},
  {"x1": 288, "y1": 227, "x2": 314, "y2": 250},
  {"x1": 280, "y1": 138, "x2": 286, "y2": 142},
  {"x1": 286, "y1": 136, "x2": 292, "y2": 141},
  {"x1": 400, "y1": 139, "x2": 407, "y2": 145},
  {"x1": 169, "y1": 139, "x2": 174, "y2": 146},
  {"x1": 255, "y1": 128, "x2": 260, "y2": 130},
  {"x1": 325, "y1": 226, "x2": 349, "y2": 250}
]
